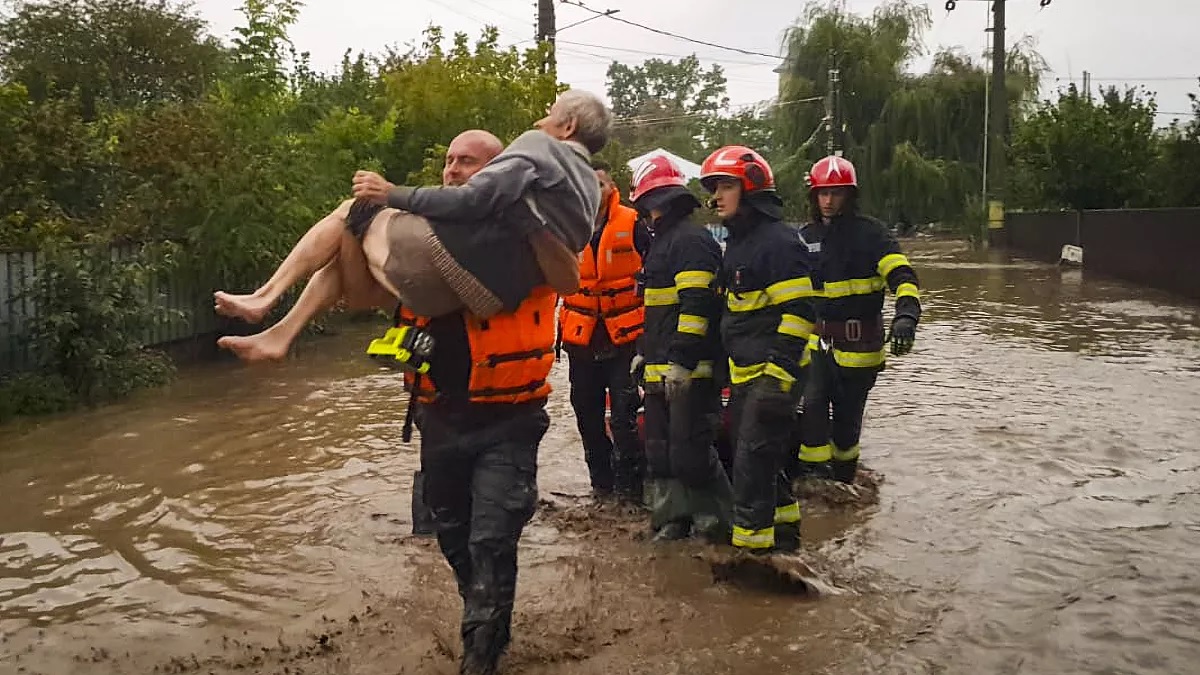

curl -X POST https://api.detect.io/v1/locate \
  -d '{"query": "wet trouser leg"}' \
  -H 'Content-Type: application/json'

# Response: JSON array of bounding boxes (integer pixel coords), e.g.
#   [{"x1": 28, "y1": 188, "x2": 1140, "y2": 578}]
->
[
  {"x1": 411, "y1": 404, "x2": 435, "y2": 535},
  {"x1": 669, "y1": 379, "x2": 733, "y2": 541},
  {"x1": 798, "y1": 351, "x2": 836, "y2": 478},
  {"x1": 828, "y1": 368, "x2": 877, "y2": 483},
  {"x1": 420, "y1": 403, "x2": 549, "y2": 674},
  {"x1": 729, "y1": 382, "x2": 802, "y2": 552},
  {"x1": 567, "y1": 348, "x2": 615, "y2": 493},
  {"x1": 603, "y1": 344, "x2": 643, "y2": 501},
  {"x1": 642, "y1": 385, "x2": 686, "y2": 536},
  {"x1": 644, "y1": 380, "x2": 733, "y2": 539}
]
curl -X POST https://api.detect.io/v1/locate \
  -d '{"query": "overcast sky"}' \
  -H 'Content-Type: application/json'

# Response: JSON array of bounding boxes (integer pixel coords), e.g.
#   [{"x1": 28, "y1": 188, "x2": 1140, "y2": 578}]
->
[{"x1": 192, "y1": 0, "x2": 1199, "y2": 125}]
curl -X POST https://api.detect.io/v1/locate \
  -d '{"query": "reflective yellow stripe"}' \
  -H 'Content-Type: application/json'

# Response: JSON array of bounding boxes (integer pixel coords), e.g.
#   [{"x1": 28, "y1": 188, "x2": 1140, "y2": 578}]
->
[
  {"x1": 799, "y1": 443, "x2": 833, "y2": 463},
  {"x1": 774, "y1": 502, "x2": 801, "y2": 525},
  {"x1": 766, "y1": 277, "x2": 816, "y2": 304},
  {"x1": 732, "y1": 525, "x2": 774, "y2": 549},
  {"x1": 729, "y1": 360, "x2": 799, "y2": 386},
  {"x1": 823, "y1": 276, "x2": 887, "y2": 298},
  {"x1": 644, "y1": 360, "x2": 714, "y2": 382},
  {"x1": 726, "y1": 290, "x2": 768, "y2": 312},
  {"x1": 777, "y1": 313, "x2": 814, "y2": 339},
  {"x1": 677, "y1": 313, "x2": 708, "y2": 336},
  {"x1": 643, "y1": 286, "x2": 678, "y2": 306},
  {"x1": 832, "y1": 444, "x2": 860, "y2": 461},
  {"x1": 832, "y1": 348, "x2": 886, "y2": 368},
  {"x1": 728, "y1": 361, "x2": 764, "y2": 384},
  {"x1": 675, "y1": 270, "x2": 714, "y2": 290},
  {"x1": 878, "y1": 253, "x2": 911, "y2": 278},
  {"x1": 763, "y1": 363, "x2": 795, "y2": 389},
  {"x1": 896, "y1": 282, "x2": 920, "y2": 300}
]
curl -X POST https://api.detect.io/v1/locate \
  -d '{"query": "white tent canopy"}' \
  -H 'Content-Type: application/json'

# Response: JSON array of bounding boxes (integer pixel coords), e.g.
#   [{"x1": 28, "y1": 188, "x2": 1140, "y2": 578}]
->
[{"x1": 625, "y1": 148, "x2": 703, "y2": 182}]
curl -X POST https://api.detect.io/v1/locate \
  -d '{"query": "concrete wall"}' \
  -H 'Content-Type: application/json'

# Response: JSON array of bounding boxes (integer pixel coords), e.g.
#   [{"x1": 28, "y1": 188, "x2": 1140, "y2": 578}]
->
[{"x1": 1005, "y1": 208, "x2": 1200, "y2": 301}]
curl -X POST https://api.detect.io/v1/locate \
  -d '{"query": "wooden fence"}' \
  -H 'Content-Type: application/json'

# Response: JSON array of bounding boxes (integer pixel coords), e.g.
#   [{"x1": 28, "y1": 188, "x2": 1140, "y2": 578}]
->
[{"x1": 0, "y1": 244, "x2": 220, "y2": 376}]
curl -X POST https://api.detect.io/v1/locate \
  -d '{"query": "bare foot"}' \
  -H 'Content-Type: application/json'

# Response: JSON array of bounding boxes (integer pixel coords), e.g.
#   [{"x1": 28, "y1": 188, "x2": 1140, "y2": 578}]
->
[
  {"x1": 213, "y1": 291, "x2": 276, "y2": 324},
  {"x1": 216, "y1": 333, "x2": 290, "y2": 363}
]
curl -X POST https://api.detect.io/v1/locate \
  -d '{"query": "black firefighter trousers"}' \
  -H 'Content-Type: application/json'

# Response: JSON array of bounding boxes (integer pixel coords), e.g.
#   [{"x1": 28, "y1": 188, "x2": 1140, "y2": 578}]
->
[
  {"x1": 729, "y1": 381, "x2": 802, "y2": 552},
  {"x1": 419, "y1": 400, "x2": 549, "y2": 674},
  {"x1": 642, "y1": 378, "x2": 733, "y2": 539},
  {"x1": 566, "y1": 342, "x2": 642, "y2": 497},
  {"x1": 797, "y1": 348, "x2": 878, "y2": 484}
]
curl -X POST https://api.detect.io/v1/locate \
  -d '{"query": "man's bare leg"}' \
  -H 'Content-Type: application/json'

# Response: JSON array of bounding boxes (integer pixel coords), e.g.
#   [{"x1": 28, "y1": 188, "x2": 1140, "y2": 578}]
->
[
  {"x1": 213, "y1": 199, "x2": 356, "y2": 324},
  {"x1": 217, "y1": 227, "x2": 396, "y2": 362}
]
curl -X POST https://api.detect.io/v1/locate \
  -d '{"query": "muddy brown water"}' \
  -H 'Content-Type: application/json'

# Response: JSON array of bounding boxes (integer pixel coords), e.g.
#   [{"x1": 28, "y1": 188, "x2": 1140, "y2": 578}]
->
[{"x1": 2, "y1": 238, "x2": 1199, "y2": 674}]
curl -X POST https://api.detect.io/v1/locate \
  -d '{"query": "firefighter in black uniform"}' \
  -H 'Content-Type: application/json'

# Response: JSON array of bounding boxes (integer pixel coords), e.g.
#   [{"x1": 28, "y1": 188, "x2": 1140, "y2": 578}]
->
[
  {"x1": 796, "y1": 155, "x2": 921, "y2": 484},
  {"x1": 700, "y1": 145, "x2": 816, "y2": 553},
  {"x1": 628, "y1": 154, "x2": 732, "y2": 543}
]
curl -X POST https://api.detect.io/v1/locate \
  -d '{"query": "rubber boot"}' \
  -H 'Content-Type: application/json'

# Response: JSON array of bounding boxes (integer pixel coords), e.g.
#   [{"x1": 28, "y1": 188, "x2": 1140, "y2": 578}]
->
[
  {"x1": 412, "y1": 470, "x2": 435, "y2": 536},
  {"x1": 687, "y1": 460, "x2": 734, "y2": 545},
  {"x1": 653, "y1": 520, "x2": 692, "y2": 542},
  {"x1": 830, "y1": 458, "x2": 858, "y2": 485},
  {"x1": 647, "y1": 477, "x2": 693, "y2": 541},
  {"x1": 793, "y1": 459, "x2": 834, "y2": 481},
  {"x1": 773, "y1": 522, "x2": 801, "y2": 553}
]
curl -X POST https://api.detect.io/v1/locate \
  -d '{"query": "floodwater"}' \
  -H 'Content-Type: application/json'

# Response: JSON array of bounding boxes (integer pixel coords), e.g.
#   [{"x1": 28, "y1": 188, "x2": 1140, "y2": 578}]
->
[{"x1": 2, "y1": 238, "x2": 1199, "y2": 674}]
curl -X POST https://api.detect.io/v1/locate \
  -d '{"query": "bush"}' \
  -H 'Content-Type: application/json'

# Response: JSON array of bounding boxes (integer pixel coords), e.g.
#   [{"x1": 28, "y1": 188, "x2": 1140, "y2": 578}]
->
[{"x1": 14, "y1": 241, "x2": 178, "y2": 412}]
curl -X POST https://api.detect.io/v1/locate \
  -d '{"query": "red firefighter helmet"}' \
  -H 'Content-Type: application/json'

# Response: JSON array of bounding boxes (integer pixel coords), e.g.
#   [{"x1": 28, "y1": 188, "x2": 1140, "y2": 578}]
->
[
  {"x1": 700, "y1": 145, "x2": 776, "y2": 193},
  {"x1": 807, "y1": 155, "x2": 858, "y2": 190},
  {"x1": 630, "y1": 154, "x2": 688, "y2": 203}
]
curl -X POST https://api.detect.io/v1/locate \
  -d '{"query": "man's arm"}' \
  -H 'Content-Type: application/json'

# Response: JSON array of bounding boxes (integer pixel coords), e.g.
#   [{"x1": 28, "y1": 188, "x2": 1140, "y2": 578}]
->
[
  {"x1": 869, "y1": 223, "x2": 922, "y2": 323},
  {"x1": 386, "y1": 156, "x2": 539, "y2": 221},
  {"x1": 667, "y1": 233, "x2": 722, "y2": 371},
  {"x1": 763, "y1": 238, "x2": 817, "y2": 386}
]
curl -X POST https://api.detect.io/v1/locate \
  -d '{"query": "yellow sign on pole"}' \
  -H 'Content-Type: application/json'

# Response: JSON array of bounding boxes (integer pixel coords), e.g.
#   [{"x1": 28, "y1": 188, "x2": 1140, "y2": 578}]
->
[{"x1": 987, "y1": 200, "x2": 1005, "y2": 230}]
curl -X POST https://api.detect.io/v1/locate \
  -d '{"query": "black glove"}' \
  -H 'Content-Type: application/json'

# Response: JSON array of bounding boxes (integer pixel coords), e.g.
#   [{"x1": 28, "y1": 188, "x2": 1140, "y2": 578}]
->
[{"x1": 890, "y1": 316, "x2": 917, "y2": 356}]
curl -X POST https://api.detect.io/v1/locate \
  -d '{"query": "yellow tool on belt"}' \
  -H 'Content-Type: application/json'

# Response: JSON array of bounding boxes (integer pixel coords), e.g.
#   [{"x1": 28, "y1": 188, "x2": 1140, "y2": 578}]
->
[{"x1": 366, "y1": 325, "x2": 436, "y2": 374}]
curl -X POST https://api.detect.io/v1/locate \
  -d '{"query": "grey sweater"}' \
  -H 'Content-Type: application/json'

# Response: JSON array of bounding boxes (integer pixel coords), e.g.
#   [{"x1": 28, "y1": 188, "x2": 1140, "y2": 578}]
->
[{"x1": 387, "y1": 129, "x2": 601, "y2": 255}]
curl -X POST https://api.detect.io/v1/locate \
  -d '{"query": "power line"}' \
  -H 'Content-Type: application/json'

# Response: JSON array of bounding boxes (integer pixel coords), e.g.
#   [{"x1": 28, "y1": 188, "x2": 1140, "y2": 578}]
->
[
  {"x1": 559, "y1": 0, "x2": 784, "y2": 61},
  {"x1": 555, "y1": 40, "x2": 779, "y2": 67},
  {"x1": 612, "y1": 96, "x2": 825, "y2": 127}
]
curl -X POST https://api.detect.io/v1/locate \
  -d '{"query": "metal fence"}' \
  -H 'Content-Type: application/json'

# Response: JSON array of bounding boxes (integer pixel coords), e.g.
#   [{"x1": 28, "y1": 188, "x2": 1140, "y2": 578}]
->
[
  {"x1": 0, "y1": 244, "x2": 219, "y2": 375},
  {"x1": 1005, "y1": 208, "x2": 1200, "y2": 301}
]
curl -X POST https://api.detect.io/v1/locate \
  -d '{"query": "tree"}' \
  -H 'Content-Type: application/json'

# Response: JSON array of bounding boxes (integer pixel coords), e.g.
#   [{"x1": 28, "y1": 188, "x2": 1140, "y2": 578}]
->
[
  {"x1": 606, "y1": 55, "x2": 728, "y2": 160},
  {"x1": 1010, "y1": 84, "x2": 1159, "y2": 210},
  {"x1": 0, "y1": 0, "x2": 226, "y2": 119},
  {"x1": 380, "y1": 26, "x2": 559, "y2": 185},
  {"x1": 774, "y1": 0, "x2": 1045, "y2": 225},
  {"x1": 1153, "y1": 84, "x2": 1200, "y2": 207}
]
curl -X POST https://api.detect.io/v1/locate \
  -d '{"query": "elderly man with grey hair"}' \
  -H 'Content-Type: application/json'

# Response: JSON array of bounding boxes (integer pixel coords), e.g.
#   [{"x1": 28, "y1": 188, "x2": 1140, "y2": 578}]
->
[{"x1": 213, "y1": 88, "x2": 612, "y2": 364}]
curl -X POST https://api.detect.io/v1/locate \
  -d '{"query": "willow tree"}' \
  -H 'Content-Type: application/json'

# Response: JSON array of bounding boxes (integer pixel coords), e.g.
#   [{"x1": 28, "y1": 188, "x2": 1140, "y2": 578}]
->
[{"x1": 774, "y1": 0, "x2": 1045, "y2": 226}]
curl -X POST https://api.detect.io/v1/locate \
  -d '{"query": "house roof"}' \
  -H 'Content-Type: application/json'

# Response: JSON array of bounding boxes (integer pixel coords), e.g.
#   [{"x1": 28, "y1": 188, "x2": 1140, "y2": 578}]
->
[{"x1": 625, "y1": 148, "x2": 703, "y2": 181}]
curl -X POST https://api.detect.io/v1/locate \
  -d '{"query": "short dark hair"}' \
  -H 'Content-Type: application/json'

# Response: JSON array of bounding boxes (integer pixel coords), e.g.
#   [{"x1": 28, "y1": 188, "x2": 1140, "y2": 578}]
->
[{"x1": 591, "y1": 159, "x2": 611, "y2": 173}]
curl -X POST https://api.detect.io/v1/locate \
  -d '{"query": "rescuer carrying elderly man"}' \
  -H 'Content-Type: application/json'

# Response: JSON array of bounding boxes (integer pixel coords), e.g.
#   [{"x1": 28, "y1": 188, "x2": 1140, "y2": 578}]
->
[
  {"x1": 557, "y1": 159, "x2": 650, "y2": 503},
  {"x1": 629, "y1": 153, "x2": 733, "y2": 542},
  {"x1": 699, "y1": 145, "x2": 815, "y2": 554},
  {"x1": 211, "y1": 88, "x2": 608, "y2": 362},
  {"x1": 213, "y1": 89, "x2": 613, "y2": 675},
  {"x1": 794, "y1": 155, "x2": 921, "y2": 485}
]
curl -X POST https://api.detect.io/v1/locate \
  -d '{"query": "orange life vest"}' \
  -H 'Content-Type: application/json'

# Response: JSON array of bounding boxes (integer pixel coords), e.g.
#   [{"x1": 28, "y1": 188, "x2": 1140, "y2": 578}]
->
[
  {"x1": 397, "y1": 286, "x2": 557, "y2": 405},
  {"x1": 558, "y1": 191, "x2": 644, "y2": 347}
]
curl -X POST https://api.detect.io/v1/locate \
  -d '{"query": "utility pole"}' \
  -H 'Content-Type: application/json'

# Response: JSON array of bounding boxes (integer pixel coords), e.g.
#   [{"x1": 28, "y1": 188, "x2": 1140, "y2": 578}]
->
[
  {"x1": 825, "y1": 49, "x2": 842, "y2": 156},
  {"x1": 535, "y1": 0, "x2": 556, "y2": 74},
  {"x1": 986, "y1": 0, "x2": 1006, "y2": 246}
]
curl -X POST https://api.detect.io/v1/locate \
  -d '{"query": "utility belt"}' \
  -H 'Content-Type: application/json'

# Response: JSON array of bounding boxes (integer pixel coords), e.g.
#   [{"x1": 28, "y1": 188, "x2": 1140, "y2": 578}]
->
[
  {"x1": 365, "y1": 302, "x2": 439, "y2": 442},
  {"x1": 814, "y1": 316, "x2": 884, "y2": 344}
]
